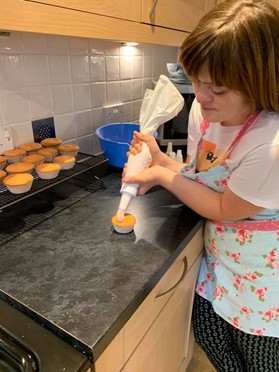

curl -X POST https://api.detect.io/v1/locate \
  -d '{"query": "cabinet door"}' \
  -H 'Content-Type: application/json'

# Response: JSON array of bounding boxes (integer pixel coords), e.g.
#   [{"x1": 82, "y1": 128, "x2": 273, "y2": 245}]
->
[
  {"x1": 24, "y1": 0, "x2": 141, "y2": 22},
  {"x1": 142, "y1": 0, "x2": 216, "y2": 32},
  {"x1": 123, "y1": 254, "x2": 202, "y2": 372},
  {"x1": 123, "y1": 227, "x2": 203, "y2": 362},
  {"x1": 95, "y1": 330, "x2": 124, "y2": 372},
  {"x1": 2, "y1": 0, "x2": 187, "y2": 47}
]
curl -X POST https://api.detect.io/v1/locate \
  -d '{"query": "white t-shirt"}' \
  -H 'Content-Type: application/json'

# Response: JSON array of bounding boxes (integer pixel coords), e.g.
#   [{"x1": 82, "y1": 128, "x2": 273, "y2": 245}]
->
[{"x1": 187, "y1": 100, "x2": 279, "y2": 209}]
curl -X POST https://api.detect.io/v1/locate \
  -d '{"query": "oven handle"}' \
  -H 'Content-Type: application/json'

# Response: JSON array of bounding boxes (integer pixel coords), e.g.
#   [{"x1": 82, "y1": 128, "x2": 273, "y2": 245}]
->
[{"x1": 0, "y1": 326, "x2": 38, "y2": 371}]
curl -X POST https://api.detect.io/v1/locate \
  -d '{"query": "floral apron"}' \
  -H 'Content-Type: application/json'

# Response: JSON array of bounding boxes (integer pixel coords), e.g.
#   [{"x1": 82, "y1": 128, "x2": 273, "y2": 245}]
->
[{"x1": 181, "y1": 112, "x2": 279, "y2": 337}]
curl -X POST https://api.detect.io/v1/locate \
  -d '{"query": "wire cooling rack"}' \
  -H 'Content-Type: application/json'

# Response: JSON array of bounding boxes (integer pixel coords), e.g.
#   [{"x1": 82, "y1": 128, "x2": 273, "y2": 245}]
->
[
  {"x1": 0, "y1": 152, "x2": 107, "y2": 210},
  {"x1": 0, "y1": 152, "x2": 108, "y2": 245}
]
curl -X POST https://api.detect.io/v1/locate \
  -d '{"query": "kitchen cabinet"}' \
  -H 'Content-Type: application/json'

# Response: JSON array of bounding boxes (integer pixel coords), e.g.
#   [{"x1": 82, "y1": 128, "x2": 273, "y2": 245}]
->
[
  {"x1": 142, "y1": 0, "x2": 217, "y2": 32},
  {"x1": 123, "y1": 254, "x2": 202, "y2": 372},
  {"x1": 0, "y1": 0, "x2": 188, "y2": 46},
  {"x1": 95, "y1": 330, "x2": 124, "y2": 372},
  {"x1": 24, "y1": 0, "x2": 141, "y2": 22},
  {"x1": 95, "y1": 226, "x2": 204, "y2": 372}
]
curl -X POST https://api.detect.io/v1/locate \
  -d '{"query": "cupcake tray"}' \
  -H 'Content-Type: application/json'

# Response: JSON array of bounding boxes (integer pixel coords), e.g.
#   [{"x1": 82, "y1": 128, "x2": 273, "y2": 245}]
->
[{"x1": 0, "y1": 152, "x2": 108, "y2": 210}]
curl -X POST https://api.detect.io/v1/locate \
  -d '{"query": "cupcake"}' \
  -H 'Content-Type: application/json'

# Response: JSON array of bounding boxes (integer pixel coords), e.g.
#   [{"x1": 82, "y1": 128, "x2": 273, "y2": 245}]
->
[
  {"x1": 58, "y1": 143, "x2": 80, "y2": 157},
  {"x1": 6, "y1": 162, "x2": 34, "y2": 174},
  {"x1": 19, "y1": 142, "x2": 42, "y2": 154},
  {"x1": 111, "y1": 213, "x2": 136, "y2": 234},
  {"x1": 35, "y1": 163, "x2": 61, "y2": 180},
  {"x1": 0, "y1": 155, "x2": 8, "y2": 170},
  {"x1": 4, "y1": 149, "x2": 26, "y2": 163},
  {"x1": 40, "y1": 137, "x2": 62, "y2": 148},
  {"x1": 53, "y1": 155, "x2": 75, "y2": 170},
  {"x1": 3, "y1": 173, "x2": 33, "y2": 194},
  {"x1": 22, "y1": 154, "x2": 45, "y2": 167},
  {"x1": 36, "y1": 148, "x2": 58, "y2": 162},
  {"x1": 0, "y1": 169, "x2": 7, "y2": 183}
]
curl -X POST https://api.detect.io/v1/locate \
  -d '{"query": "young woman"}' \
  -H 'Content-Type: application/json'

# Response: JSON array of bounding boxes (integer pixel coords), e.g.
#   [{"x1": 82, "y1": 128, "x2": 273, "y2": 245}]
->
[{"x1": 123, "y1": 1, "x2": 279, "y2": 371}]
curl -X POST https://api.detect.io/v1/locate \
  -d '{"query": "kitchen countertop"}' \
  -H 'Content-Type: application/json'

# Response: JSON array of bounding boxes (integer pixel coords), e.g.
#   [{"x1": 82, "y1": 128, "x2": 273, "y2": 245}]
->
[{"x1": 0, "y1": 171, "x2": 203, "y2": 363}]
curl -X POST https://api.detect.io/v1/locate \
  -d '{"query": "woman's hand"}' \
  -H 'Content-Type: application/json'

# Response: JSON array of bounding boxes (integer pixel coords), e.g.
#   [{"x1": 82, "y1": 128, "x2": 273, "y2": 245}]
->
[
  {"x1": 122, "y1": 130, "x2": 186, "y2": 183},
  {"x1": 123, "y1": 165, "x2": 168, "y2": 195},
  {"x1": 127, "y1": 131, "x2": 166, "y2": 167}
]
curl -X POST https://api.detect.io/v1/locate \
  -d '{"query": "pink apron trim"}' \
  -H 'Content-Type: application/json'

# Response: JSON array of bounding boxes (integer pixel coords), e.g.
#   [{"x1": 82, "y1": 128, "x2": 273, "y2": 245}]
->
[
  {"x1": 199, "y1": 111, "x2": 261, "y2": 165},
  {"x1": 210, "y1": 219, "x2": 279, "y2": 231},
  {"x1": 224, "y1": 111, "x2": 260, "y2": 158}
]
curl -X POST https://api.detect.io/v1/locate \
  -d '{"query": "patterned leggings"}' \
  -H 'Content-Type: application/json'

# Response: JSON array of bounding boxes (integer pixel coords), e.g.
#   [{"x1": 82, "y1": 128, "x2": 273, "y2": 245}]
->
[{"x1": 192, "y1": 294, "x2": 279, "y2": 372}]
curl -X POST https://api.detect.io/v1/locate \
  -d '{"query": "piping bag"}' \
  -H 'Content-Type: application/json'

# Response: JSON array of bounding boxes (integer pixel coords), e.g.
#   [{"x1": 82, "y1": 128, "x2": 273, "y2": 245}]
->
[{"x1": 116, "y1": 75, "x2": 184, "y2": 223}]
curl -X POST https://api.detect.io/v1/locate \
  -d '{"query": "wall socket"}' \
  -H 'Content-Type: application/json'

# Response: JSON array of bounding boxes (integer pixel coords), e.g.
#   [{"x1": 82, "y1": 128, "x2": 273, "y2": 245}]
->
[{"x1": 104, "y1": 104, "x2": 124, "y2": 124}]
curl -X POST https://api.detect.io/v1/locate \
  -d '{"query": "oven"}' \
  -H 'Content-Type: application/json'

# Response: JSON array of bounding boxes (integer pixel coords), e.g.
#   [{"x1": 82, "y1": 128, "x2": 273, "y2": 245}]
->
[{"x1": 0, "y1": 299, "x2": 91, "y2": 372}]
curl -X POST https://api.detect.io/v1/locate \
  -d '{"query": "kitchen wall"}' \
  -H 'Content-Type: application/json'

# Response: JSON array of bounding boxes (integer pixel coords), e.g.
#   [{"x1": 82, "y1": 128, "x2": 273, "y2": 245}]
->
[{"x1": 0, "y1": 32, "x2": 179, "y2": 155}]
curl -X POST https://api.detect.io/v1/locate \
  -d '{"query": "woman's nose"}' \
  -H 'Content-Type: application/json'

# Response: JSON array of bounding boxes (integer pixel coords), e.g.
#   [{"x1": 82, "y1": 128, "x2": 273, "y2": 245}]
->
[{"x1": 195, "y1": 86, "x2": 213, "y2": 103}]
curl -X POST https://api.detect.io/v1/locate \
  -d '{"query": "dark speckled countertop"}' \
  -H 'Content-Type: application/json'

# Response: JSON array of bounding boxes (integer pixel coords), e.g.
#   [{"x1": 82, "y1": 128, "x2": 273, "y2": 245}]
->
[{"x1": 0, "y1": 172, "x2": 203, "y2": 363}]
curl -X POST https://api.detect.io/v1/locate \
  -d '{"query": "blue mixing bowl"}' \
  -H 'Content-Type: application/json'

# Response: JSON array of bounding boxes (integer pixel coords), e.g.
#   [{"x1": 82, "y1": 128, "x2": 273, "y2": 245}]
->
[{"x1": 96, "y1": 123, "x2": 140, "y2": 168}]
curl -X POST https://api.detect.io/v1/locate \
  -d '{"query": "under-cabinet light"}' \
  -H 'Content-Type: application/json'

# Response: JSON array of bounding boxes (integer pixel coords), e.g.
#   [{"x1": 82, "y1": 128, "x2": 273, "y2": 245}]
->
[{"x1": 121, "y1": 42, "x2": 139, "y2": 46}]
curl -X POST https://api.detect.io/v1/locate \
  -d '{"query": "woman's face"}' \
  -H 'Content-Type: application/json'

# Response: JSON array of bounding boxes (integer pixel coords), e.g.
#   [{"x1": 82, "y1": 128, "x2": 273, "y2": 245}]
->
[{"x1": 192, "y1": 64, "x2": 251, "y2": 126}]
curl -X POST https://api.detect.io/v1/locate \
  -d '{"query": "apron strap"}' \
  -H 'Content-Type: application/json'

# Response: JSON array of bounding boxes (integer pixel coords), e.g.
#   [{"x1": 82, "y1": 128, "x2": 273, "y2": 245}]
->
[
  {"x1": 199, "y1": 111, "x2": 261, "y2": 164},
  {"x1": 224, "y1": 111, "x2": 261, "y2": 158}
]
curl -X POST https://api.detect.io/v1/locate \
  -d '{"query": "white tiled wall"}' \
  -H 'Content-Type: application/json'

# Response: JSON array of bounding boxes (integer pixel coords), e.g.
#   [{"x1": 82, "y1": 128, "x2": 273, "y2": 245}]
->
[{"x1": 0, "y1": 32, "x2": 179, "y2": 155}]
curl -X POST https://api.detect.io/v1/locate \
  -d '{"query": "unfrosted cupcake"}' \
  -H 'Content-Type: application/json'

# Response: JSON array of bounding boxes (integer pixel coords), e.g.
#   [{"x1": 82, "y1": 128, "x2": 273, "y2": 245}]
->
[
  {"x1": 36, "y1": 148, "x2": 58, "y2": 162},
  {"x1": 58, "y1": 143, "x2": 80, "y2": 157},
  {"x1": 0, "y1": 169, "x2": 7, "y2": 183},
  {"x1": 22, "y1": 154, "x2": 45, "y2": 167},
  {"x1": 0, "y1": 155, "x2": 8, "y2": 170},
  {"x1": 3, "y1": 173, "x2": 33, "y2": 194},
  {"x1": 19, "y1": 142, "x2": 42, "y2": 154},
  {"x1": 53, "y1": 155, "x2": 75, "y2": 170},
  {"x1": 35, "y1": 163, "x2": 61, "y2": 179},
  {"x1": 4, "y1": 149, "x2": 26, "y2": 163},
  {"x1": 6, "y1": 162, "x2": 34, "y2": 174},
  {"x1": 40, "y1": 137, "x2": 62, "y2": 148}
]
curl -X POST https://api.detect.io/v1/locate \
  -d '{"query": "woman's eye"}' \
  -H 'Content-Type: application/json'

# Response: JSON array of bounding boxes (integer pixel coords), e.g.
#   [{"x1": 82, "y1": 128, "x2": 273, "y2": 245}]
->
[{"x1": 212, "y1": 89, "x2": 227, "y2": 95}]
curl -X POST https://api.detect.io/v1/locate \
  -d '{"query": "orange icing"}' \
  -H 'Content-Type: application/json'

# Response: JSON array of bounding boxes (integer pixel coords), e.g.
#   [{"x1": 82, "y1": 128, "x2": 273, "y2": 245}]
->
[{"x1": 111, "y1": 213, "x2": 136, "y2": 227}]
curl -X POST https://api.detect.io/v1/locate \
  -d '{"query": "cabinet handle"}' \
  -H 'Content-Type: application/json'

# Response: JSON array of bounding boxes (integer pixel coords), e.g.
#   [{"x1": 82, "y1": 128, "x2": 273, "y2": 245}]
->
[
  {"x1": 154, "y1": 256, "x2": 188, "y2": 301},
  {"x1": 149, "y1": 0, "x2": 159, "y2": 20}
]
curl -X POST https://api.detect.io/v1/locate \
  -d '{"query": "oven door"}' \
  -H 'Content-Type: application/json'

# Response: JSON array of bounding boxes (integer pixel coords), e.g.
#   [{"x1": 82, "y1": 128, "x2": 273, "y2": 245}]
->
[
  {"x1": 0, "y1": 299, "x2": 91, "y2": 372},
  {"x1": 0, "y1": 326, "x2": 38, "y2": 371}
]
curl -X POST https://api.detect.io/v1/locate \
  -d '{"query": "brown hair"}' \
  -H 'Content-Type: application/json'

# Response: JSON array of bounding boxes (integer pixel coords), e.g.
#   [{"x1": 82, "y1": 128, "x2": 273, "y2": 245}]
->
[{"x1": 179, "y1": 0, "x2": 279, "y2": 112}]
